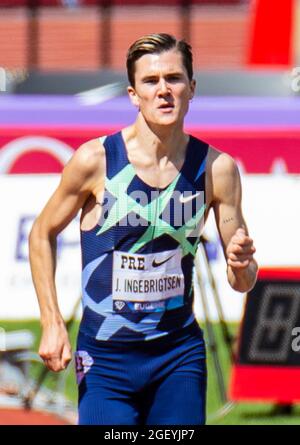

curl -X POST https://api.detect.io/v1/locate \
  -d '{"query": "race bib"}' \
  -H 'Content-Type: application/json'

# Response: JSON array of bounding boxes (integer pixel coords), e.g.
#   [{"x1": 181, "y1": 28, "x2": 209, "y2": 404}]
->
[{"x1": 112, "y1": 248, "x2": 185, "y2": 313}]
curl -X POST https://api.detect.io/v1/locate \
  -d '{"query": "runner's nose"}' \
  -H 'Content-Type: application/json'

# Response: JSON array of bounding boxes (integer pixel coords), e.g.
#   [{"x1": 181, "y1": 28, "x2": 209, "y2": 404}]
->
[{"x1": 158, "y1": 79, "x2": 170, "y2": 96}]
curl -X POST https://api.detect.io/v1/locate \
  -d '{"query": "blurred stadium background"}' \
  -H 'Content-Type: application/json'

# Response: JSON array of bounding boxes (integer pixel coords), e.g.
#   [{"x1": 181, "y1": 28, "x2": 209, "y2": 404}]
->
[{"x1": 0, "y1": 0, "x2": 300, "y2": 425}]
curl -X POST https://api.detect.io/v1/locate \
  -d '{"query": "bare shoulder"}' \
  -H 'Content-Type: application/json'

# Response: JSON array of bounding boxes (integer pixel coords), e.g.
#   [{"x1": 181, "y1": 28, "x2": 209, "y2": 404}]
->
[
  {"x1": 207, "y1": 146, "x2": 238, "y2": 178},
  {"x1": 67, "y1": 138, "x2": 105, "y2": 174},
  {"x1": 206, "y1": 146, "x2": 241, "y2": 202},
  {"x1": 62, "y1": 138, "x2": 105, "y2": 192}
]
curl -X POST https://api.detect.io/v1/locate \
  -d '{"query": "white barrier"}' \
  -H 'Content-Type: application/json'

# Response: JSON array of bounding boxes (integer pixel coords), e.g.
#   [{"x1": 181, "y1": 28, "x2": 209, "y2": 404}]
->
[{"x1": 0, "y1": 175, "x2": 81, "y2": 320}]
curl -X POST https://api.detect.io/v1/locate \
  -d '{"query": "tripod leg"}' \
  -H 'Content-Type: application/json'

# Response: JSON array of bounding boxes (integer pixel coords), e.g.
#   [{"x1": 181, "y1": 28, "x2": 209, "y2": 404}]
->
[
  {"x1": 194, "y1": 253, "x2": 228, "y2": 406},
  {"x1": 199, "y1": 239, "x2": 235, "y2": 363}
]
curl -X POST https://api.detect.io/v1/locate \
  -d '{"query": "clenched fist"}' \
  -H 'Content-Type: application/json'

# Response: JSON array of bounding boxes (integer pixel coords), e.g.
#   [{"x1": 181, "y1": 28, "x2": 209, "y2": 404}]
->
[
  {"x1": 226, "y1": 227, "x2": 256, "y2": 269},
  {"x1": 39, "y1": 321, "x2": 72, "y2": 372}
]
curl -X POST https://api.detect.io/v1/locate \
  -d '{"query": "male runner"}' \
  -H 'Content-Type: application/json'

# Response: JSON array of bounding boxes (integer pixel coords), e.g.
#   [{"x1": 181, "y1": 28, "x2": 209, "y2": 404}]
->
[{"x1": 29, "y1": 33, "x2": 257, "y2": 425}]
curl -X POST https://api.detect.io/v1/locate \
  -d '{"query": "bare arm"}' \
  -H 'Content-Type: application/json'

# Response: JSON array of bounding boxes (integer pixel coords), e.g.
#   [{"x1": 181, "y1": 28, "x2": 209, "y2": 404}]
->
[
  {"x1": 29, "y1": 139, "x2": 104, "y2": 371},
  {"x1": 209, "y1": 150, "x2": 258, "y2": 292}
]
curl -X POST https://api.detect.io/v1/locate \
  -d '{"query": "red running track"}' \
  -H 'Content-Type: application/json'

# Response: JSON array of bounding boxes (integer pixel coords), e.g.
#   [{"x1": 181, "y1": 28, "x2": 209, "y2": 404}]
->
[{"x1": 0, "y1": 408, "x2": 73, "y2": 425}]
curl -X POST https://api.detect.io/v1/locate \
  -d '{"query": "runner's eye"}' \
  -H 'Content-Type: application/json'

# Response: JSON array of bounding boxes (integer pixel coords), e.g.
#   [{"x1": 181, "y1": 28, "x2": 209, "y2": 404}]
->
[{"x1": 166, "y1": 75, "x2": 181, "y2": 82}]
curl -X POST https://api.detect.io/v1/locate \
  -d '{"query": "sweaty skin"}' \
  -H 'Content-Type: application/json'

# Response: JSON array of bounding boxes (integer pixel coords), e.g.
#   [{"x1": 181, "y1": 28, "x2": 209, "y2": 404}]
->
[{"x1": 29, "y1": 48, "x2": 257, "y2": 372}]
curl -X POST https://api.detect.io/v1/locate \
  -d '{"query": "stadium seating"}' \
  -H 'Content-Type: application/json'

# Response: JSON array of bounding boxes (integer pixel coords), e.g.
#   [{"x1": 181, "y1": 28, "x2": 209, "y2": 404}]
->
[
  {"x1": 0, "y1": 1, "x2": 250, "y2": 71},
  {"x1": 0, "y1": 0, "x2": 242, "y2": 5}
]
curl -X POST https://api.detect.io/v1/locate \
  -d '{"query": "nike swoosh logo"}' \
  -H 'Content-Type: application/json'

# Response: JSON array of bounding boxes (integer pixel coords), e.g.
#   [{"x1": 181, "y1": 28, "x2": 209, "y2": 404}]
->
[
  {"x1": 152, "y1": 254, "x2": 175, "y2": 268},
  {"x1": 179, "y1": 192, "x2": 201, "y2": 204}
]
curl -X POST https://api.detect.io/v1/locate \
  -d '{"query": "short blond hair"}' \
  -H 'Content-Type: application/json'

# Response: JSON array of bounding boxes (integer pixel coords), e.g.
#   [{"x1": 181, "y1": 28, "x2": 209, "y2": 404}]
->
[{"x1": 126, "y1": 33, "x2": 193, "y2": 87}]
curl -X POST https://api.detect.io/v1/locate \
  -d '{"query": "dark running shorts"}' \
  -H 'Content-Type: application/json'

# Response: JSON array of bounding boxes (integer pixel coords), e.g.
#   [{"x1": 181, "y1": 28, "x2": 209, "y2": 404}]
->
[{"x1": 75, "y1": 320, "x2": 207, "y2": 425}]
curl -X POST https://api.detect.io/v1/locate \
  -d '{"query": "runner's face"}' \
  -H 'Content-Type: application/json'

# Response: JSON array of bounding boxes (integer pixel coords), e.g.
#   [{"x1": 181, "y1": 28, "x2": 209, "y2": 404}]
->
[{"x1": 128, "y1": 49, "x2": 195, "y2": 127}]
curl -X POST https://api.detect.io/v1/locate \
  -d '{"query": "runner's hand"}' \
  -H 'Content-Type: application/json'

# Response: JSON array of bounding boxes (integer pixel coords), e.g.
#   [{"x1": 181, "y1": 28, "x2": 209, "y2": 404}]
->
[
  {"x1": 226, "y1": 227, "x2": 256, "y2": 269},
  {"x1": 39, "y1": 322, "x2": 72, "y2": 372}
]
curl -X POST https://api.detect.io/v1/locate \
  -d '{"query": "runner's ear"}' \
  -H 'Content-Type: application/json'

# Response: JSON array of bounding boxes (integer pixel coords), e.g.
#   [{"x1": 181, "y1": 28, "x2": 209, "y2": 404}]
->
[
  {"x1": 127, "y1": 86, "x2": 140, "y2": 108},
  {"x1": 189, "y1": 79, "x2": 196, "y2": 100}
]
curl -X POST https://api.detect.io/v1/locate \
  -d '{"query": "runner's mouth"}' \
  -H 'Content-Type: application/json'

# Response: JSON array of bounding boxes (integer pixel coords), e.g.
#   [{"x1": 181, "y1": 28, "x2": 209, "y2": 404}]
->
[{"x1": 158, "y1": 104, "x2": 174, "y2": 110}]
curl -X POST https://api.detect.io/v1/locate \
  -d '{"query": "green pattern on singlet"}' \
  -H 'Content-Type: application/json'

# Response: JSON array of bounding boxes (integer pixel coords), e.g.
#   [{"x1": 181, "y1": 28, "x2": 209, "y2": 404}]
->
[{"x1": 96, "y1": 163, "x2": 206, "y2": 257}]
